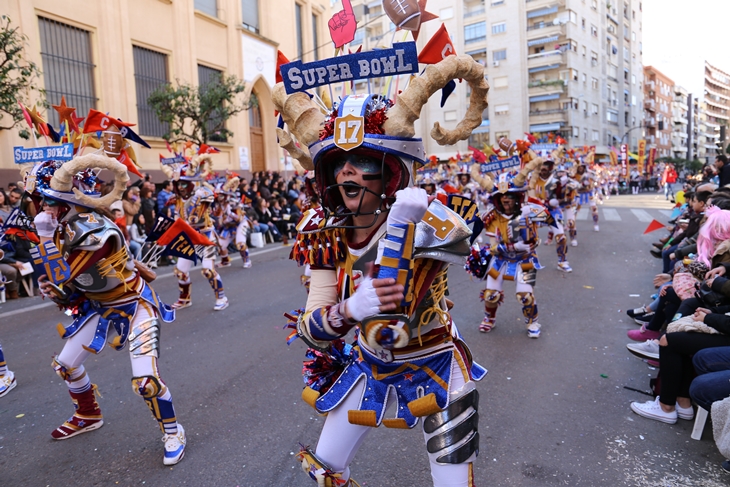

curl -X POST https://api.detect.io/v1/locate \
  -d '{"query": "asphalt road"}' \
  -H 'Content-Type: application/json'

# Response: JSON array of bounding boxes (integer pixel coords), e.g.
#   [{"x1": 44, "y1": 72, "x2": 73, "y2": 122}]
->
[{"x1": 1, "y1": 193, "x2": 728, "y2": 487}]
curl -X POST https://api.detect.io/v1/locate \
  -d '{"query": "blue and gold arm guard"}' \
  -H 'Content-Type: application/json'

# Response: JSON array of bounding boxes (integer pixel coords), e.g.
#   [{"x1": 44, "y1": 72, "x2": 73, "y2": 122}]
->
[
  {"x1": 361, "y1": 222, "x2": 416, "y2": 351},
  {"x1": 297, "y1": 303, "x2": 356, "y2": 352}
]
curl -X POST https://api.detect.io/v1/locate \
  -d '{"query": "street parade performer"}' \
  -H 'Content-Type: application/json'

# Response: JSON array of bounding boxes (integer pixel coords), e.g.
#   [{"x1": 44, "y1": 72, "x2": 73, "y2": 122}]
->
[
  {"x1": 16, "y1": 114, "x2": 186, "y2": 465},
  {"x1": 468, "y1": 138, "x2": 553, "y2": 337},
  {"x1": 212, "y1": 174, "x2": 252, "y2": 269},
  {"x1": 276, "y1": 47, "x2": 488, "y2": 486},
  {"x1": 0, "y1": 342, "x2": 16, "y2": 397},
  {"x1": 160, "y1": 152, "x2": 230, "y2": 310},
  {"x1": 528, "y1": 147, "x2": 579, "y2": 273}
]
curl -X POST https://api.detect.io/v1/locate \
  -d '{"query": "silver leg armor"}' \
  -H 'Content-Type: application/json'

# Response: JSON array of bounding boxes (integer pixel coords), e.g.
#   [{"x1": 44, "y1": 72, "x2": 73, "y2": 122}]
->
[
  {"x1": 128, "y1": 318, "x2": 160, "y2": 357},
  {"x1": 422, "y1": 382, "x2": 479, "y2": 465}
]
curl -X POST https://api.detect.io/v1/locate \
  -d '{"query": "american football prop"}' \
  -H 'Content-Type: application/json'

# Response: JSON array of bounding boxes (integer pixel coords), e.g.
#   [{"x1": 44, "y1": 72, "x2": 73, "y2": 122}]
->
[{"x1": 384, "y1": 0, "x2": 422, "y2": 31}]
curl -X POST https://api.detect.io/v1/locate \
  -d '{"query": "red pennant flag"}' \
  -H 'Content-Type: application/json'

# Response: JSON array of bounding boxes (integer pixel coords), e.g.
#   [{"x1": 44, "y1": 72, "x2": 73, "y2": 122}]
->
[
  {"x1": 117, "y1": 149, "x2": 144, "y2": 178},
  {"x1": 643, "y1": 219, "x2": 666, "y2": 234},
  {"x1": 468, "y1": 146, "x2": 486, "y2": 164},
  {"x1": 275, "y1": 50, "x2": 290, "y2": 84},
  {"x1": 157, "y1": 219, "x2": 215, "y2": 246},
  {"x1": 165, "y1": 140, "x2": 173, "y2": 153},
  {"x1": 18, "y1": 102, "x2": 33, "y2": 129},
  {"x1": 418, "y1": 23, "x2": 456, "y2": 64},
  {"x1": 83, "y1": 109, "x2": 135, "y2": 134},
  {"x1": 198, "y1": 144, "x2": 220, "y2": 154}
]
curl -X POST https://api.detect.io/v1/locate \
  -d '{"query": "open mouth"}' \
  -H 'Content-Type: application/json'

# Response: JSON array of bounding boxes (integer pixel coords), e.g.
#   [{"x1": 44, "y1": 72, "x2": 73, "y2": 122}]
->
[{"x1": 341, "y1": 181, "x2": 363, "y2": 199}]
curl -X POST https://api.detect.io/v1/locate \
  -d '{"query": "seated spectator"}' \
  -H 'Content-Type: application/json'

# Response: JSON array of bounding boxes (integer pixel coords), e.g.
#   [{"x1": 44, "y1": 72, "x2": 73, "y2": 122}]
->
[
  {"x1": 7, "y1": 187, "x2": 22, "y2": 209},
  {"x1": 0, "y1": 233, "x2": 33, "y2": 298},
  {"x1": 139, "y1": 186, "x2": 156, "y2": 233},
  {"x1": 255, "y1": 198, "x2": 282, "y2": 242},
  {"x1": 0, "y1": 189, "x2": 11, "y2": 223},
  {"x1": 128, "y1": 213, "x2": 148, "y2": 260},
  {"x1": 122, "y1": 187, "x2": 141, "y2": 227},
  {"x1": 157, "y1": 180, "x2": 174, "y2": 218}
]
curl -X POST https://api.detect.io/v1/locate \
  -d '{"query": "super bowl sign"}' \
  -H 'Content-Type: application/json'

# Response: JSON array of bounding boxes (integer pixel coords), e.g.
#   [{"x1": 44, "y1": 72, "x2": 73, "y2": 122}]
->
[
  {"x1": 480, "y1": 156, "x2": 521, "y2": 174},
  {"x1": 14, "y1": 143, "x2": 74, "y2": 164},
  {"x1": 281, "y1": 42, "x2": 419, "y2": 94}
]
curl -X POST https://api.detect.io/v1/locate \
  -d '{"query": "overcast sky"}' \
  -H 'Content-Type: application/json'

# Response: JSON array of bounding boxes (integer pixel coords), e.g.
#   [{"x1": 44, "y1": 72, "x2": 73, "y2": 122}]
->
[{"x1": 643, "y1": 0, "x2": 730, "y2": 97}]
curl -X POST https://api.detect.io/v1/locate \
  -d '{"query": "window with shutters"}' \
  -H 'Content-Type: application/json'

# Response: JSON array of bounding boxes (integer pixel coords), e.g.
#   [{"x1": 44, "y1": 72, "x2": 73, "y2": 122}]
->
[
  {"x1": 312, "y1": 15, "x2": 319, "y2": 61},
  {"x1": 133, "y1": 46, "x2": 169, "y2": 138},
  {"x1": 38, "y1": 17, "x2": 97, "y2": 128},
  {"x1": 295, "y1": 4, "x2": 303, "y2": 60},
  {"x1": 195, "y1": 0, "x2": 217, "y2": 17},
  {"x1": 464, "y1": 22, "x2": 486, "y2": 44},
  {"x1": 242, "y1": 0, "x2": 259, "y2": 33},
  {"x1": 198, "y1": 65, "x2": 226, "y2": 142}
]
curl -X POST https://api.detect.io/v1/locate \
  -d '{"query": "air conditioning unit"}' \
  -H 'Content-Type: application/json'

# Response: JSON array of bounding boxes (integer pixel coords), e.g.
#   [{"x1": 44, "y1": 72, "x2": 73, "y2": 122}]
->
[{"x1": 493, "y1": 61, "x2": 500, "y2": 67}]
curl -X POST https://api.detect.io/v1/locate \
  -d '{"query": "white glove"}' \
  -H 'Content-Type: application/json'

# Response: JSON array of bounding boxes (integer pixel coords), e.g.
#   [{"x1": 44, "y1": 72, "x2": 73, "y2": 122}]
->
[
  {"x1": 548, "y1": 198, "x2": 559, "y2": 208},
  {"x1": 560, "y1": 175, "x2": 569, "y2": 185},
  {"x1": 34, "y1": 211, "x2": 58, "y2": 238},
  {"x1": 343, "y1": 277, "x2": 382, "y2": 322},
  {"x1": 514, "y1": 241, "x2": 533, "y2": 253},
  {"x1": 387, "y1": 187, "x2": 429, "y2": 225}
]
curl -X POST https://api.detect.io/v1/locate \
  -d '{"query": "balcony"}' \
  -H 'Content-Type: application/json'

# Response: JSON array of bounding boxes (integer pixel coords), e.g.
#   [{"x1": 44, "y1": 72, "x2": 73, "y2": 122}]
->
[
  {"x1": 526, "y1": 24, "x2": 566, "y2": 46},
  {"x1": 525, "y1": 0, "x2": 566, "y2": 11},
  {"x1": 529, "y1": 108, "x2": 568, "y2": 125},
  {"x1": 645, "y1": 117, "x2": 656, "y2": 128},
  {"x1": 528, "y1": 79, "x2": 566, "y2": 92},
  {"x1": 527, "y1": 50, "x2": 565, "y2": 71},
  {"x1": 464, "y1": 8, "x2": 486, "y2": 18},
  {"x1": 644, "y1": 98, "x2": 655, "y2": 111},
  {"x1": 465, "y1": 35, "x2": 487, "y2": 46}
]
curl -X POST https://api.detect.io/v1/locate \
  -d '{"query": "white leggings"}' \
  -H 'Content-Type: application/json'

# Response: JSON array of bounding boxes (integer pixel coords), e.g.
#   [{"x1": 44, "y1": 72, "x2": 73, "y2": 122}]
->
[
  {"x1": 314, "y1": 360, "x2": 473, "y2": 487},
  {"x1": 57, "y1": 305, "x2": 163, "y2": 387},
  {"x1": 486, "y1": 265, "x2": 534, "y2": 295}
]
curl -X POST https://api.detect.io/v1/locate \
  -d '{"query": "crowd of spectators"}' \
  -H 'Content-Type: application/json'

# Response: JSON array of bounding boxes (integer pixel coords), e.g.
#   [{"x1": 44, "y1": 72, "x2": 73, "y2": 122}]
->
[
  {"x1": 625, "y1": 154, "x2": 730, "y2": 472},
  {"x1": 0, "y1": 170, "x2": 306, "y2": 300}
]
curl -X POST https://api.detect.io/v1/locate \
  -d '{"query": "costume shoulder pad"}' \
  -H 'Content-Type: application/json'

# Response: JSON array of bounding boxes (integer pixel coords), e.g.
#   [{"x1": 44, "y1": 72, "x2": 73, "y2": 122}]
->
[
  {"x1": 414, "y1": 199, "x2": 471, "y2": 264},
  {"x1": 64, "y1": 212, "x2": 123, "y2": 251}
]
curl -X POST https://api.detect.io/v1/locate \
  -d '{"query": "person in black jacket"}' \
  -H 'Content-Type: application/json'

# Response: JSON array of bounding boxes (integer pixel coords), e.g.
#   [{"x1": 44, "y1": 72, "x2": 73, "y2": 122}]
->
[{"x1": 716, "y1": 155, "x2": 730, "y2": 188}]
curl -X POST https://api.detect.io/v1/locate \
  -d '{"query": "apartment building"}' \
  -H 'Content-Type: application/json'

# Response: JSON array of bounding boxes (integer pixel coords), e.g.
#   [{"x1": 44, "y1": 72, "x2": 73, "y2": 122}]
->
[
  {"x1": 348, "y1": 0, "x2": 644, "y2": 159},
  {"x1": 671, "y1": 85, "x2": 689, "y2": 159},
  {"x1": 705, "y1": 61, "x2": 729, "y2": 155},
  {"x1": 642, "y1": 66, "x2": 673, "y2": 158},
  {"x1": 0, "y1": 0, "x2": 330, "y2": 183}
]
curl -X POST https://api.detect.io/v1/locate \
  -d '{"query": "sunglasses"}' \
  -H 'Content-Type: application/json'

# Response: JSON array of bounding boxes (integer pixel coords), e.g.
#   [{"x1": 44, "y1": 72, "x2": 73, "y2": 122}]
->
[{"x1": 333, "y1": 157, "x2": 382, "y2": 179}]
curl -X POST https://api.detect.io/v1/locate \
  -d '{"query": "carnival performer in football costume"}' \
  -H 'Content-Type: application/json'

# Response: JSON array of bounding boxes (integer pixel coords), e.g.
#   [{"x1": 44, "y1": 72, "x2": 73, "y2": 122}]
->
[
  {"x1": 276, "y1": 53, "x2": 489, "y2": 487},
  {"x1": 474, "y1": 139, "x2": 551, "y2": 337},
  {"x1": 0, "y1": 342, "x2": 16, "y2": 397},
  {"x1": 574, "y1": 163, "x2": 600, "y2": 234},
  {"x1": 529, "y1": 153, "x2": 578, "y2": 272},
  {"x1": 20, "y1": 135, "x2": 186, "y2": 465},
  {"x1": 160, "y1": 154, "x2": 229, "y2": 310},
  {"x1": 213, "y1": 175, "x2": 252, "y2": 268}
]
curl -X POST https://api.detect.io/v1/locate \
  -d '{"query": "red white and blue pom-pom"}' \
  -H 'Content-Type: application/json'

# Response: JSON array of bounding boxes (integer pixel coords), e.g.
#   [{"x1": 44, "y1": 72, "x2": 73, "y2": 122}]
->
[
  {"x1": 302, "y1": 339, "x2": 353, "y2": 393},
  {"x1": 464, "y1": 245, "x2": 491, "y2": 280}
]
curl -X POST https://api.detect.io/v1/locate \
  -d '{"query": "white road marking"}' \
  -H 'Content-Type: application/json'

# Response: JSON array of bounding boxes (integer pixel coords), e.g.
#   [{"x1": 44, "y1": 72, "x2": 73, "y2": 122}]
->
[
  {"x1": 659, "y1": 210, "x2": 673, "y2": 217},
  {"x1": 603, "y1": 208, "x2": 621, "y2": 221},
  {"x1": 630, "y1": 209, "x2": 654, "y2": 222},
  {"x1": 576, "y1": 208, "x2": 588, "y2": 220},
  {"x1": 0, "y1": 244, "x2": 291, "y2": 320}
]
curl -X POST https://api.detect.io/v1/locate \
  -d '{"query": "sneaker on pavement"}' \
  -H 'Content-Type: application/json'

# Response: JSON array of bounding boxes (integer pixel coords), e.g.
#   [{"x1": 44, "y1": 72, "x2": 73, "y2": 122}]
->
[
  {"x1": 527, "y1": 322, "x2": 541, "y2": 339},
  {"x1": 721, "y1": 460, "x2": 730, "y2": 474},
  {"x1": 630, "y1": 396, "x2": 677, "y2": 424},
  {"x1": 0, "y1": 370, "x2": 17, "y2": 398},
  {"x1": 557, "y1": 262, "x2": 573, "y2": 273},
  {"x1": 214, "y1": 297, "x2": 229, "y2": 311},
  {"x1": 479, "y1": 317, "x2": 495, "y2": 333},
  {"x1": 634, "y1": 312, "x2": 655, "y2": 326},
  {"x1": 243, "y1": 258, "x2": 252, "y2": 268},
  {"x1": 627, "y1": 325, "x2": 661, "y2": 342},
  {"x1": 626, "y1": 339, "x2": 660, "y2": 360},
  {"x1": 676, "y1": 403, "x2": 694, "y2": 421},
  {"x1": 163, "y1": 424, "x2": 186, "y2": 465},
  {"x1": 626, "y1": 307, "x2": 648, "y2": 318},
  {"x1": 571, "y1": 239, "x2": 578, "y2": 247},
  {"x1": 594, "y1": 224, "x2": 600, "y2": 232},
  {"x1": 51, "y1": 414, "x2": 104, "y2": 440}
]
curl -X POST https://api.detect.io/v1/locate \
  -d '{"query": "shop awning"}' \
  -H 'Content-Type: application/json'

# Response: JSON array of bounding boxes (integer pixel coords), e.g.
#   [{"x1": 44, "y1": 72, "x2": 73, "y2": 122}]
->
[
  {"x1": 527, "y1": 6, "x2": 558, "y2": 18},
  {"x1": 527, "y1": 35, "x2": 559, "y2": 47},
  {"x1": 528, "y1": 63, "x2": 562, "y2": 73},
  {"x1": 530, "y1": 122, "x2": 563, "y2": 132},
  {"x1": 529, "y1": 93, "x2": 561, "y2": 102}
]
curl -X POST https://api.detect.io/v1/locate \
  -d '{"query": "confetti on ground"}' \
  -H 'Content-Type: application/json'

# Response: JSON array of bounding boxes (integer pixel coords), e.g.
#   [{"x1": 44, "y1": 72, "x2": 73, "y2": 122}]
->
[
  {"x1": 607, "y1": 435, "x2": 727, "y2": 486},
  {"x1": 583, "y1": 285, "x2": 594, "y2": 289},
  {"x1": 601, "y1": 374, "x2": 609, "y2": 378},
  {"x1": 629, "y1": 294, "x2": 640, "y2": 297},
  {"x1": 15, "y1": 414, "x2": 24, "y2": 418}
]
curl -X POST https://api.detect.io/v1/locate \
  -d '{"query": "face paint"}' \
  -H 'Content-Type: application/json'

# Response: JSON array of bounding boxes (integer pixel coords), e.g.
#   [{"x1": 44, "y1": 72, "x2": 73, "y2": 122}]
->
[{"x1": 333, "y1": 156, "x2": 382, "y2": 179}]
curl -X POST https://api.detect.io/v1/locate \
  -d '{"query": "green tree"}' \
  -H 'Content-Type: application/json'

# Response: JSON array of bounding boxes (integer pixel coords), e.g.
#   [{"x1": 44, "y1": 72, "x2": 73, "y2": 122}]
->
[
  {"x1": 147, "y1": 73, "x2": 256, "y2": 145},
  {"x1": 0, "y1": 16, "x2": 45, "y2": 140}
]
